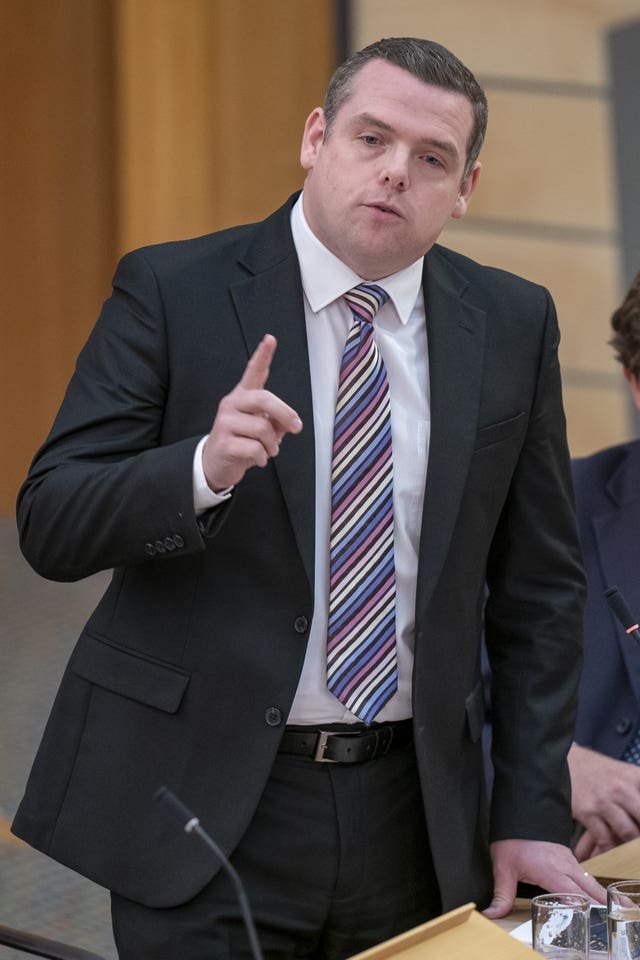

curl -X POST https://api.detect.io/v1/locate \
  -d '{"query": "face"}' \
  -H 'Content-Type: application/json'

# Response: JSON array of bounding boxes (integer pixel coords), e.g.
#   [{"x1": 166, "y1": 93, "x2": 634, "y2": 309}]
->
[{"x1": 300, "y1": 59, "x2": 481, "y2": 280}]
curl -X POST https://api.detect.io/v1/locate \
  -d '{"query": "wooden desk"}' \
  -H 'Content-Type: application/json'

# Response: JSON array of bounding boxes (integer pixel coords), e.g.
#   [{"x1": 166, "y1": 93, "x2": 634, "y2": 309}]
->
[{"x1": 582, "y1": 836, "x2": 640, "y2": 884}]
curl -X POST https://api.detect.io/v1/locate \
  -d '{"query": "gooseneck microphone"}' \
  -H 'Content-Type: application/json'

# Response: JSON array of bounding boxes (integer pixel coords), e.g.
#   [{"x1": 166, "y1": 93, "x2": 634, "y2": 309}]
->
[
  {"x1": 154, "y1": 786, "x2": 264, "y2": 960},
  {"x1": 604, "y1": 586, "x2": 640, "y2": 645}
]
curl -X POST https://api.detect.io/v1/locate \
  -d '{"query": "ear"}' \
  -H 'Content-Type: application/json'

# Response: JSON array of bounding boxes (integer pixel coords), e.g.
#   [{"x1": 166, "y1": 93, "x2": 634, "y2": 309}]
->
[
  {"x1": 623, "y1": 367, "x2": 640, "y2": 410},
  {"x1": 451, "y1": 162, "x2": 481, "y2": 220},
  {"x1": 300, "y1": 107, "x2": 326, "y2": 171}
]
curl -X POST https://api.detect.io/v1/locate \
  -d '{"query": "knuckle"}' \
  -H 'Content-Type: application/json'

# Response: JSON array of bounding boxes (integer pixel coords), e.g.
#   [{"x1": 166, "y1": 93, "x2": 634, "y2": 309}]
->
[
  {"x1": 217, "y1": 394, "x2": 235, "y2": 417},
  {"x1": 621, "y1": 824, "x2": 640, "y2": 841}
]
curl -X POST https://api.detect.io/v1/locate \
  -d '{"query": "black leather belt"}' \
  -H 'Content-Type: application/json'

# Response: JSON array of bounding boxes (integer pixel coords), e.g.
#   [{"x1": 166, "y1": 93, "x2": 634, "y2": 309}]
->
[{"x1": 278, "y1": 719, "x2": 413, "y2": 763}]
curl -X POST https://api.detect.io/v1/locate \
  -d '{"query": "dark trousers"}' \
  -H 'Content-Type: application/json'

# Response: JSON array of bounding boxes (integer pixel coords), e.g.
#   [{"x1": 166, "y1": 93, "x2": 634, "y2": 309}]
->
[{"x1": 111, "y1": 741, "x2": 441, "y2": 959}]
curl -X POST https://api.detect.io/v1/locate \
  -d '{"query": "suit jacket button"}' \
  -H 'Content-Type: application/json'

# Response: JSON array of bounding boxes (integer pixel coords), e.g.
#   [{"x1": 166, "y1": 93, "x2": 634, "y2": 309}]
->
[
  {"x1": 164, "y1": 537, "x2": 176, "y2": 551},
  {"x1": 145, "y1": 542, "x2": 157, "y2": 556},
  {"x1": 154, "y1": 540, "x2": 167, "y2": 554},
  {"x1": 265, "y1": 707, "x2": 283, "y2": 727},
  {"x1": 294, "y1": 616, "x2": 309, "y2": 634},
  {"x1": 617, "y1": 718, "x2": 632, "y2": 735},
  {"x1": 173, "y1": 534, "x2": 185, "y2": 548}
]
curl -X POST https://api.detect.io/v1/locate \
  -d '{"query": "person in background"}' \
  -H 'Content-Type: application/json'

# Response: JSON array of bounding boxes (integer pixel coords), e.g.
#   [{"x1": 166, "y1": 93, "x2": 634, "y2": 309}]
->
[
  {"x1": 570, "y1": 269, "x2": 640, "y2": 860},
  {"x1": 12, "y1": 36, "x2": 602, "y2": 960}
]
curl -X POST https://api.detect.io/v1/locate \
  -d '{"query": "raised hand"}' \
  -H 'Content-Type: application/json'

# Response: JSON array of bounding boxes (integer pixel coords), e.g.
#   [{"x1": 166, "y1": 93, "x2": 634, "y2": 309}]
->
[{"x1": 202, "y1": 335, "x2": 303, "y2": 492}]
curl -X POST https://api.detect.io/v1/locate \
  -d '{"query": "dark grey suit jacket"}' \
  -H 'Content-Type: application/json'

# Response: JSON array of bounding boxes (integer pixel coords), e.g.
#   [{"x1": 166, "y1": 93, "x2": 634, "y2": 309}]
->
[{"x1": 13, "y1": 194, "x2": 585, "y2": 913}]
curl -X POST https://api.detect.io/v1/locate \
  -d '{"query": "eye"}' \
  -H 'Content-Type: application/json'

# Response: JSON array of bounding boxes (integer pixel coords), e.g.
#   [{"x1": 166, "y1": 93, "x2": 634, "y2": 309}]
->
[
  {"x1": 423, "y1": 154, "x2": 443, "y2": 167},
  {"x1": 361, "y1": 135, "x2": 382, "y2": 146}
]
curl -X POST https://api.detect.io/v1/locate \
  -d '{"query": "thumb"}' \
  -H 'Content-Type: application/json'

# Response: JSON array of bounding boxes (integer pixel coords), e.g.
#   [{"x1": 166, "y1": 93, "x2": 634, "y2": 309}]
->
[{"x1": 483, "y1": 876, "x2": 517, "y2": 919}]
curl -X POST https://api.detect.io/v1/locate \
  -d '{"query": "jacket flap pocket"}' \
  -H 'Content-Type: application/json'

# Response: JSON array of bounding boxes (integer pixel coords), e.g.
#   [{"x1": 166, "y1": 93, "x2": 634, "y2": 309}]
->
[
  {"x1": 475, "y1": 412, "x2": 525, "y2": 450},
  {"x1": 465, "y1": 681, "x2": 486, "y2": 743},
  {"x1": 71, "y1": 633, "x2": 190, "y2": 714}
]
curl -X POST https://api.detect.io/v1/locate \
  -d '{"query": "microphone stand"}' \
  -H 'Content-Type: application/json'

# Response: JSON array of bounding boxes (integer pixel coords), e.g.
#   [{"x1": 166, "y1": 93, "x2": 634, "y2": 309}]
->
[{"x1": 154, "y1": 786, "x2": 264, "y2": 960}]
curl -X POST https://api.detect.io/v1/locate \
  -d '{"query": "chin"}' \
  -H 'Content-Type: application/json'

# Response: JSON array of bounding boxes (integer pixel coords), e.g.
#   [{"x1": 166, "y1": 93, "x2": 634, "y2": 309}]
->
[{"x1": 360, "y1": 250, "x2": 407, "y2": 279}]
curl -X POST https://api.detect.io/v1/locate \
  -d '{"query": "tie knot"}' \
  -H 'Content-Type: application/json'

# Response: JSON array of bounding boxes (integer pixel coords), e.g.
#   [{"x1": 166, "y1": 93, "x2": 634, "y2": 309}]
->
[{"x1": 344, "y1": 283, "x2": 389, "y2": 325}]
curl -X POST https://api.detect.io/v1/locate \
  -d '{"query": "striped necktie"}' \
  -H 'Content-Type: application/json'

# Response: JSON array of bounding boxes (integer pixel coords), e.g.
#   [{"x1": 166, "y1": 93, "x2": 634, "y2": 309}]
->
[{"x1": 326, "y1": 283, "x2": 397, "y2": 725}]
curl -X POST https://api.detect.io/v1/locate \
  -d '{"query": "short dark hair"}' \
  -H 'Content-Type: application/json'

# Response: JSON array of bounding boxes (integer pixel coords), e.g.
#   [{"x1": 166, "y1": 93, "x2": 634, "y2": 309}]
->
[
  {"x1": 610, "y1": 269, "x2": 640, "y2": 378},
  {"x1": 323, "y1": 37, "x2": 488, "y2": 180}
]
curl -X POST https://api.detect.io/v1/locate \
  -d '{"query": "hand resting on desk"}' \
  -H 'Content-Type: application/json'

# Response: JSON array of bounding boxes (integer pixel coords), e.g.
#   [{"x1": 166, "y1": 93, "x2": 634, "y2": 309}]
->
[{"x1": 483, "y1": 839, "x2": 606, "y2": 919}]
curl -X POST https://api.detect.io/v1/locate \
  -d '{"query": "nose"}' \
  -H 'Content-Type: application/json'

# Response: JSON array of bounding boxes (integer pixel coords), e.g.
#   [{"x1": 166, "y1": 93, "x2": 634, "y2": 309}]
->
[{"x1": 380, "y1": 149, "x2": 410, "y2": 190}]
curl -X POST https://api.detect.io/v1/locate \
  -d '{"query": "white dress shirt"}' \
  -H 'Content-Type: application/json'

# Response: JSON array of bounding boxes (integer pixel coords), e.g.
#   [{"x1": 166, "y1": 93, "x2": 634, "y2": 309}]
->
[{"x1": 195, "y1": 195, "x2": 430, "y2": 724}]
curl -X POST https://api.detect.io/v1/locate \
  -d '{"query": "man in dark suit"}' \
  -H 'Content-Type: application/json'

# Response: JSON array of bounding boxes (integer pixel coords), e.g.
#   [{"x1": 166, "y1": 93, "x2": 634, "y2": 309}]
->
[
  {"x1": 13, "y1": 36, "x2": 603, "y2": 959},
  {"x1": 569, "y1": 269, "x2": 640, "y2": 860}
]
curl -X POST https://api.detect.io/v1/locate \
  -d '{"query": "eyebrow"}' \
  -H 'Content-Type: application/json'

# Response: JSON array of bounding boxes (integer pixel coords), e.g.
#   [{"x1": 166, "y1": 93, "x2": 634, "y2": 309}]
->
[{"x1": 348, "y1": 111, "x2": 460, "y2": 162}]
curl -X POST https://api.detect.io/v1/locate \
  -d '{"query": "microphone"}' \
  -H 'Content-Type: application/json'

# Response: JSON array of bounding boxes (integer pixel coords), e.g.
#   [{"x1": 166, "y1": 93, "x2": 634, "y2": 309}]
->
[
  {"x1": 604, "y1": 586, "x2": 640, "y2": 645},
  {"x1": 154, "y1": 786, "x2": 264, "y2": 960}
]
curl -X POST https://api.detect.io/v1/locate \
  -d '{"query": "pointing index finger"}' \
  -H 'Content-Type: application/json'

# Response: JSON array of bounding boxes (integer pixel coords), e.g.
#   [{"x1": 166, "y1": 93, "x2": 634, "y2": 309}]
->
[{"x1": 240, "y1": 334, "x2": 277, "y2": 391}]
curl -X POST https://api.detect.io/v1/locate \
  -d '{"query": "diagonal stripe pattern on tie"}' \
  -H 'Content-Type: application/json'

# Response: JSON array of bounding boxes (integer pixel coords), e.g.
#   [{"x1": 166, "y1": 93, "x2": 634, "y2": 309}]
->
[{"x1": 327, "y1": 283, "x2": 397, "y2": 725}]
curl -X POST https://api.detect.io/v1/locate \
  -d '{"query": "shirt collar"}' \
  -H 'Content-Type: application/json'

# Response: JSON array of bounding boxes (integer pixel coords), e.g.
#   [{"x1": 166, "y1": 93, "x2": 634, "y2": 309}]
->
[{"x1": 290, "y1": 194, "x2": 423, "y2": 325}]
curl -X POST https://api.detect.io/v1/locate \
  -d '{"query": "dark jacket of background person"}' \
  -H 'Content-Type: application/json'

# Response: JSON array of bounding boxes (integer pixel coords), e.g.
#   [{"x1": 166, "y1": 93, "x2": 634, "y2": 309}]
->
[{"x1": 572, "y1": 440, "x2": 640, "y2": 756}]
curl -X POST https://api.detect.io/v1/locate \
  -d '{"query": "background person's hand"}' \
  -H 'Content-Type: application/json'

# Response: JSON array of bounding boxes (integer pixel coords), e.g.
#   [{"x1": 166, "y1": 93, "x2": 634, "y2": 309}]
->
[{"x1": 569, "y1": 743, "x2": 640, "y2": 860}]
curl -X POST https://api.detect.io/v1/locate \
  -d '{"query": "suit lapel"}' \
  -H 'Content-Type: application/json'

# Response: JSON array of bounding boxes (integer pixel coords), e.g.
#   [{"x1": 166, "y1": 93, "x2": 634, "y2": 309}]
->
[
  {"x1": 415, "y1": 247, "x2": 487, "y2": 622},
  {"x1": 229, "y1": 198, "x2": 316, "y2": 589},
  {"x1": 227, "y1": 206, "x2": 489, "y2": 614}
]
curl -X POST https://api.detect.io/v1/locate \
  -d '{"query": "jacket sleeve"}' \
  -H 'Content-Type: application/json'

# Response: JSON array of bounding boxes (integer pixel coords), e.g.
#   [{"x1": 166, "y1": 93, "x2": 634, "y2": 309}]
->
[
  {"x1": 17, "y1": 250, "x2": 221, "y2": 582},
  {"x1": 484, "y1": 288, "x2": 586, "y2": 845}
]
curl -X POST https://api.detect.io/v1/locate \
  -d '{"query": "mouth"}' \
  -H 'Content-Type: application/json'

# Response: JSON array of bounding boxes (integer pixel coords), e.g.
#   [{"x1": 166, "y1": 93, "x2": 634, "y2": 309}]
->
[{"x1": 366, "y1": 202, "x2": 402, "y2": 219}]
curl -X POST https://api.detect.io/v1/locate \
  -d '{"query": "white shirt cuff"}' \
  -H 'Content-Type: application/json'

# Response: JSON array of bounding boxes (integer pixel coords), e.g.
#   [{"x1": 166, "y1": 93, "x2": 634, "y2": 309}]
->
[{"x1": 193, "y1": 435, "x2": 233, "y2": 514}]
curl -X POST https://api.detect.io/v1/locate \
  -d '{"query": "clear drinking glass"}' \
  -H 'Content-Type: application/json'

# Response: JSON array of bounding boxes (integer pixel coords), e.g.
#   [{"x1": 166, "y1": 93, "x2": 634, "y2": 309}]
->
[
  {"x1": 608, "y1": 880, "x2": 640, "y2": 960},
  {"x1": 531, "y1": 893, "x2": 590, "y2": 959}
]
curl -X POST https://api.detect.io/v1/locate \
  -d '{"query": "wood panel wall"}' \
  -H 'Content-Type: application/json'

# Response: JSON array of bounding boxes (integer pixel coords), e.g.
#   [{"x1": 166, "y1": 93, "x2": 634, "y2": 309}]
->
[
  {"x1": 0, "y1": 0, "x2": 335, "y2": 517},
  {"x1": 1, "y1": 1, "x2": 117, "y2": 518}
]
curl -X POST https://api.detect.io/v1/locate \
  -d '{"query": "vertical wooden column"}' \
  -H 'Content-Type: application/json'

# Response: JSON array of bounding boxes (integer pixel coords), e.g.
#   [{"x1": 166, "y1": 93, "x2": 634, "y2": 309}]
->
[
  {"x1": 0, "y1": 1, "x2": 117, "y2": 516},
  {"x1": 113, "y1": 0, "x2": 336, "y2": 252}
]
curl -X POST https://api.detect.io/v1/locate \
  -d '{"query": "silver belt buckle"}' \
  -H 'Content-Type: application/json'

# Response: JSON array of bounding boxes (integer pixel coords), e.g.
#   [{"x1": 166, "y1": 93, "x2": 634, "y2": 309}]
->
[
  {"x1": 313, "y1": 728, "x2": 364, "y2": 762},
  {"x1": 313, "y1": 730, "x2": 337, "y2": 762}
]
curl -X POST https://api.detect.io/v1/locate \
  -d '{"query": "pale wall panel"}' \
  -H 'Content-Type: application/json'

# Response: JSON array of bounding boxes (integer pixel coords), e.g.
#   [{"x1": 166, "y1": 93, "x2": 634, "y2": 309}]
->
[
  {"x1": 352, "y1": 0, "x2": 640, "y2": 83},
  {"x1": 564, "y1": 383, "x2": 630, "y2": 457},
  {"x1": 469, "y1": 92, "x2": 616, "y2": 231}
]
